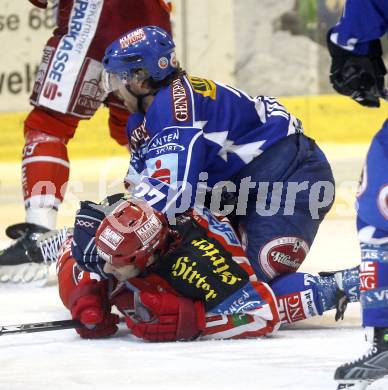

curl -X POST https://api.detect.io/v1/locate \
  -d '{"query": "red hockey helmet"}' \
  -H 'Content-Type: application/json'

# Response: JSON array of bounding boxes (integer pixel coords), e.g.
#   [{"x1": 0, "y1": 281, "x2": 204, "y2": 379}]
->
[{"x1": 95, "y1": 198, "x2": 169, "y2": 270}]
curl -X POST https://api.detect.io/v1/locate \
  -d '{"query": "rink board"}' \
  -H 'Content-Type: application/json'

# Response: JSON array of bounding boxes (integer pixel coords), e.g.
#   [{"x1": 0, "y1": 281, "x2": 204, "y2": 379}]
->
[{"x1": 1, "y1": 94, "x2": 387, "y2": 162}]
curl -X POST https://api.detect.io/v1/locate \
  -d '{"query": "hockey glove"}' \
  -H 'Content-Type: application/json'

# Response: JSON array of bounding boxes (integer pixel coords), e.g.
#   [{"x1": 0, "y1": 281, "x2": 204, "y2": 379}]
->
[
  {"x1": 327, "y1": 32, "x2": 387, "y2": 107},
  {"x1": 126, "y1": 291, "x2": 205, "y2": 342},
  {"x1": 71, "y1": 201, "x2": 108, "y2": 278},
  {"x1": 70, "y1": 283, "x2": 119, "y2": 339}
]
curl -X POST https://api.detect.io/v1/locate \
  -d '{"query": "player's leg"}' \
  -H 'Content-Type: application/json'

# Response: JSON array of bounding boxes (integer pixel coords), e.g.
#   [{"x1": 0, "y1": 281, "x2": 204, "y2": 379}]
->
[
  {"x1": 271, "y1": 267, "x2": 360, "y2": 325},
  {"x1": 0, "y1": 108, "x2": 78, "y2": 283},
  {"x1": 23, "y1": 108, "x2": 78, "y2": 229},
  {"x1": 235, "y1": 133, "x2": 335, "y2": 282},
  {"x1": 335, "y1": 120, "x2": 388, "y2": 390},
  {"x1": 0, "y1": 39, "x2": 111, "y2": 282},
  {"x1": 233, "y1": 134, "x2": 363, "y2": 324}
]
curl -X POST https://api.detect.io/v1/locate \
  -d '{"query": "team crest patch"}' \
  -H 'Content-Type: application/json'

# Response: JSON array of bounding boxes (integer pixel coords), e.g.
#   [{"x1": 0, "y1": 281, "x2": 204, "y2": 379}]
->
[
  {"x1": 158, "y1": 57, "x2": 169, "y2": 69},
  {"x1": 189, "y1": 76, "x2": 217, "y2": 100},
  {"x1": 99, "y1": 226, "x2": 124, "y2": 250},
  {"x1": 259, "y1": 237, "x2": 309, "y2": 279}
]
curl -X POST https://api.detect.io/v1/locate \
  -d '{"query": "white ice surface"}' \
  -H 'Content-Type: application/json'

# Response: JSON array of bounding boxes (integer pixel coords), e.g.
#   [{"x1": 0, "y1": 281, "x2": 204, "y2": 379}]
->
[
  {"x1": 0, "y1": 283, "x2": 387, "y2": 390},
  {"x1": 1, "y1": 149, "x2": 387, "y2": 390}
]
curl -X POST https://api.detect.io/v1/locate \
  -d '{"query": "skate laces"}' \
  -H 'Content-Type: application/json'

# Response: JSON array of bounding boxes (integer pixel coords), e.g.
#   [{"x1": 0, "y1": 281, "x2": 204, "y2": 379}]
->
[{"x1": 38, "y1": 227, "x2": 72, "y2": 264}]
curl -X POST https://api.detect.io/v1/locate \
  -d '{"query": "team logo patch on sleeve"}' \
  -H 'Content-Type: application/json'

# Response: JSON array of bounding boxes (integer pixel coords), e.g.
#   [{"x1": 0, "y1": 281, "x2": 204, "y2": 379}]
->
[
  {"x1": 188, "y1": 76, "x2": 217, "y2": 100},
  {"x1": 259, "y1": 237, "x2": 309, "y2": 279}
]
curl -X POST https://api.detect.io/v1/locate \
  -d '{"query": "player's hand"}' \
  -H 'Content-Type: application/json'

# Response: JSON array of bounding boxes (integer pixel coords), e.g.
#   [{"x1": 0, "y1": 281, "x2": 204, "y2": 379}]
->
[
  {"x1": 71, "y1": 294, "x2": 119, "y2": 339},
  {"x1": 125, "y1": 291, "x2": 205, "y2": 342},
  {"x1": 327, "y1": 34, "x2": 386, "y2": 107}
]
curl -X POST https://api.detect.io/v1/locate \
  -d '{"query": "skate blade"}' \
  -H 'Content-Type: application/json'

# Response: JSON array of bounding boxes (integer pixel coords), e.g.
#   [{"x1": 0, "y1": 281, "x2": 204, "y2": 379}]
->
[
  {"x1": 0, "y1": 263, "x2": 50, "y2": 287},
  {"x1": 336, "y1": 379, "x2": 373, "y2": 390}
]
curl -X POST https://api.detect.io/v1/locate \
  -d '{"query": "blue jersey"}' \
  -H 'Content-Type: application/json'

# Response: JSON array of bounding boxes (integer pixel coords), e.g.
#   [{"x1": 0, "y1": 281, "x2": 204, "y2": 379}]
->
[
  {"x1": 356, "y1": 121, "x2": 388, "y2": 241},
  {"x1": 126, "y1": 75, "x2": 303, "y2": 214},
  {"x1": 329, "y1": 0, "x2": 388, "y2": 55},
  {"x1": 330, "y1": 1, "x2": 388, "y2": 328}
]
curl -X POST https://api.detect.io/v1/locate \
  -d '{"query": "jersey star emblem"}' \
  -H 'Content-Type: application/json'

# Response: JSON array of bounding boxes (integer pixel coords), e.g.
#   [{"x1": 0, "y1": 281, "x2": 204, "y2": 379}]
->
[{"x1": 204, "y1": 131, "x2": 266, "y2": 164}]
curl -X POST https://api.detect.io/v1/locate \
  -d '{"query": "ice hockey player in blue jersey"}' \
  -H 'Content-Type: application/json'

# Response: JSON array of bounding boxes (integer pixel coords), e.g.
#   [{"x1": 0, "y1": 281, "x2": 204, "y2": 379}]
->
[
  {"x1": 326, "y1": 1, "x2": 388, "y2": 389},
  {"x1": 101, "y1": 25, "x2": 335, "y2": 288}
]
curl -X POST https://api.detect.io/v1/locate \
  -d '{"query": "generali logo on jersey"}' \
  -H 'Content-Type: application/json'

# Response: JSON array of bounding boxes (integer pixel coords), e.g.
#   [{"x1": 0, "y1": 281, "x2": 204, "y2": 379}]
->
[
  {"x1": 171, "y1": 78, "x2": 190, "y2": 122},
  {"x1": 99, "y1": 226, "x2": 124, "y2": 250},
  {"x1": 135, "y1": 214, "x2": 162, "y2": 245},
  {"x1": 119, "y1": 29, "x2": 146, "y2": 49}
]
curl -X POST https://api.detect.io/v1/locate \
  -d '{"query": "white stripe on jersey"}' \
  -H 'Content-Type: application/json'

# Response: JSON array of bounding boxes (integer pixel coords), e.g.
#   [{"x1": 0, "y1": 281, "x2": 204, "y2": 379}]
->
[{"x1": 22, "y1": 156, "x2": 70, "y2": 168}]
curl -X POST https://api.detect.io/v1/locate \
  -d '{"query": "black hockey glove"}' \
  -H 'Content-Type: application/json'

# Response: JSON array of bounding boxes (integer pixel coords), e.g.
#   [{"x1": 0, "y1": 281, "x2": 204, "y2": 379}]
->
[
  {"x1": 71, "y1": 201, "x2": 109, "y2": 278},
  {"x1": 71, "y1": 195, "x2": 127, "y2": 278},
  {"x1": 327, "y1": 31, "x2": 386, "y2": 107}
]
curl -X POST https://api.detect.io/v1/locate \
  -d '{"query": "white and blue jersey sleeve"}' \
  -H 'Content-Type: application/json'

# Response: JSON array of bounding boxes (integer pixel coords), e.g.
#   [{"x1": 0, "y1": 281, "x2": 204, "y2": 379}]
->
[
  {"x1": 330, "y1": 0, "x2": 388, "y2": 55},
  {"x1": 126, "y1": 75, "x2": 303, "y2": 216}
]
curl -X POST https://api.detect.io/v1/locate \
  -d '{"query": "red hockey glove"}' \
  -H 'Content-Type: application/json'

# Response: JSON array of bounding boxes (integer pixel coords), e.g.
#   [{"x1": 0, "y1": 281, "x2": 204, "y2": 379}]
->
[
  {"x1": 70, "y1": 287, "x2": 119, "y2": 339},
  {"x1": 125, "y1": 292, "x2": 205, "y2": 342}
]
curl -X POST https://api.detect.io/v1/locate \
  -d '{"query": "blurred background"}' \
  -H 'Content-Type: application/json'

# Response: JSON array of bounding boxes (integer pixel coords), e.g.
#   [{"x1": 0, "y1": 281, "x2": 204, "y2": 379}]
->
[{"x1": 0, "y1": 0, "x2": 387, "y2": 273}]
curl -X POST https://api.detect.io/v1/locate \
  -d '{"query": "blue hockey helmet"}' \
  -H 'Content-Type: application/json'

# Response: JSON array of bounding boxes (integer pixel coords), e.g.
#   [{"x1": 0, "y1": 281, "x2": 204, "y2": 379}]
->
[{"x1": 102, "y1": 26, "x2": 177, "y2": 83}]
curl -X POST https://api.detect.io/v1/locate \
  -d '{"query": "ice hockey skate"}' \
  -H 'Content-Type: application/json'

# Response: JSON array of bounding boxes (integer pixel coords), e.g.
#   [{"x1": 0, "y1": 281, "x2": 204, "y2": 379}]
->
[
  {"x1": 0, "y1": 223, "x2": 68, "y2": 285},
  {"x1": 335, "y1": 327, "x2": 388, "y2": 389}
]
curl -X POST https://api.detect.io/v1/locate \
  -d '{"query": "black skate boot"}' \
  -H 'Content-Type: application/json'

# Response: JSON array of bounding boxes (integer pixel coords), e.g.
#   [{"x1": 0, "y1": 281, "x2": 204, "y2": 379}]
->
[
  {"x1": 335, "y1": 327, "x2": 388, "y2": 389},
  {"x1": 0, "y1": 223, "x2": 50, "y2": 285}
]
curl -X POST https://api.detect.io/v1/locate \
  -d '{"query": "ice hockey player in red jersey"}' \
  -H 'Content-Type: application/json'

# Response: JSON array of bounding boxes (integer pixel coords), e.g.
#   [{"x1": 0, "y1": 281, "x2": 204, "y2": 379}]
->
[
  {"x1": 0, "y1": 0, "x2": 172, "y2": 284},
  {"x1": 40, "y1": 195, "x2": 361, "y2": 341},
  {"x1": 57, "y1": 197, "x2": 281, "y2": 341}
]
